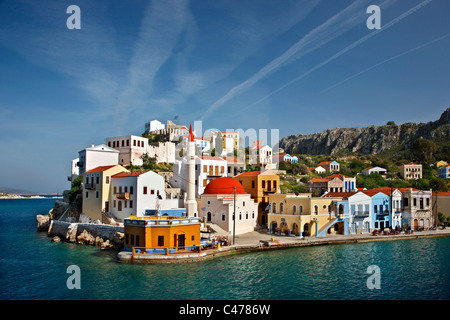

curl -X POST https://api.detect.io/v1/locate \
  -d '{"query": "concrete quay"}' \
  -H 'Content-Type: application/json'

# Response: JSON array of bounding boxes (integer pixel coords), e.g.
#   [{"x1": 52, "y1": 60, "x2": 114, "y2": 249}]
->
[{"x1": 116, "y1": 228, "x2": 450, "y2": 263}]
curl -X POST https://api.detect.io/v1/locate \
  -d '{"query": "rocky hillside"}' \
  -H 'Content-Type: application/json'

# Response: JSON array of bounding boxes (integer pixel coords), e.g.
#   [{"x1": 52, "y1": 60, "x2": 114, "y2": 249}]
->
[{"x1": 279, "y1": 108, "x2": 450, "y2": 156}]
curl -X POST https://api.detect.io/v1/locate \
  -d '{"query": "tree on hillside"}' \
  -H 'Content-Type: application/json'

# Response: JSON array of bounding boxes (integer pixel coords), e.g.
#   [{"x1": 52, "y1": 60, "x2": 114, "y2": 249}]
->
[{"x1": 411, "y1": 138, "x2": 438, "y2": 164}]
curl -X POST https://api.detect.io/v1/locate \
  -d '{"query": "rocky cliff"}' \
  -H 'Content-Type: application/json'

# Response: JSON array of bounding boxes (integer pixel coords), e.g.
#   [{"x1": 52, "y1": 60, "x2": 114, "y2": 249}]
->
[{"x1": 279, "y1": 108, "x2": 450, "y2": 156}]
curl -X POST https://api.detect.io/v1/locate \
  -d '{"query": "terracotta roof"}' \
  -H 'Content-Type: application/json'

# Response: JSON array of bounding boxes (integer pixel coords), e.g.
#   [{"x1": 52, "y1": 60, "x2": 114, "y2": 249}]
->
[
  {"x1": 309, "y1": 178, "x2": 332, "y2": 183},
  {"x1": 253, "y1": 145, "x2": 270, "y2": 150},
  {"x1": 322, "y1": 192, "x2": 356, "y2": 199},
  {"x1": 203, "y1": 177, "x2": 247, "y2": 195},
  {"x1": 368, "y1": 187, "x2": 419, "y2": 194},
  {"x1": 326, "y1": 173, "x2": 352, "y2": 179},
  {"x1": 360, "y1": 190, "x2": 385, "y2": 197},
  {"x1": 235, "y1": 171, "x2": 263, "y2": 177},
  {"x1": 318, "y1": 161, "x2": 335, "y2": 165},
  {"x1": 433, "y1": 192, "x2": 450, "y2": 197},
  {"x1": 222, "y1": 156, "x2": 244, "y2": 163},
  {"x1": 85, "y1": 165, "x2": 119, "y2": 173},
  {"x1": 404, "y1": 162, "x2": 420, "y2": 165},
  {"x1": 112, "y1": 171, "x2": 147, "y2": 177},
  {"x1": 308, "y1": 174, "x2": 351, "y2": 183}
]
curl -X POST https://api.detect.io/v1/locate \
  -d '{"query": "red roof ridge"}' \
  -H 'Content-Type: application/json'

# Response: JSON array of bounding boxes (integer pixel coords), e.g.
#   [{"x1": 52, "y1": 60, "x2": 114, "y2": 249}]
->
[{"x1": 85, "y1": 165, "x2": 119, "y2": 173}]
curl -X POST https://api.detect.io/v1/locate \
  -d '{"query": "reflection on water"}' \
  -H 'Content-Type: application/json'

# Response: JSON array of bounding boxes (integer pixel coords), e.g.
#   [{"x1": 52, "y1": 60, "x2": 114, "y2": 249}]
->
[{"x1": 1, "y1": 199, "x2": 449, "y2": 300}]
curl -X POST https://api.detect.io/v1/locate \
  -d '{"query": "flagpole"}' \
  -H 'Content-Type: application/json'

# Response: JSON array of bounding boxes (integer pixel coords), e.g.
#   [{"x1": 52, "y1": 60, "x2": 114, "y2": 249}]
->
[{"x1": 233, "y1": 186, "x2": 236, "y2": 245}]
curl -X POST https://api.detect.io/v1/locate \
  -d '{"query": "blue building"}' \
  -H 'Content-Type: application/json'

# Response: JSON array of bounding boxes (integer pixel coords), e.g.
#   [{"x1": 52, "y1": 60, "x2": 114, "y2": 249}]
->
[
  {"x1": 438, "y1": 165, "x2": 450, "y2": 179},
  {"x1": 366, "y1": 191, "x2": 392, "y2": 230}
]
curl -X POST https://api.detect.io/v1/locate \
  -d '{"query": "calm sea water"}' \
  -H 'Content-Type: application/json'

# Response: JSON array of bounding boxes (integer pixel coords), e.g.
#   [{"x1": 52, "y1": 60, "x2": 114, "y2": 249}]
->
[{"x1": 1, "y1": 199, "x2": 449, "y2": 300}]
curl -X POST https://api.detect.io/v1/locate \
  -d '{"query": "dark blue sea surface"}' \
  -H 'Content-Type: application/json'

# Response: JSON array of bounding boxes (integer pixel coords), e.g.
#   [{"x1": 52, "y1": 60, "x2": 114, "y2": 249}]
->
[{"x1": 1, "y1": 199, "x2": 449, "y2": 300}]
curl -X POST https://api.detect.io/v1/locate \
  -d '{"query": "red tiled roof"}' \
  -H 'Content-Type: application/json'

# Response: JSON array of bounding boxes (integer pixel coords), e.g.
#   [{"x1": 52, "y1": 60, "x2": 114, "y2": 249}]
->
[
  {"x1": 326, "y1": 173, "x2": 352, "y2": 179},
  {"x1": 433, "y1": 192, "x2": 450, "y2": 197},
  {"x1": 235, "y1": 171, "x2": 263, "y2": 177},
  {"x1": 318, "y1": 161, "x2": 333, "y2": 165},
  {"x1": 368, "y1": 187, "x2": 419, "y2": 195},
  {"x1": 222, "y1": 156, "x2": 244, "y2": 163},
  {"x1": 85, "y1": 165, "x2": 118, "y2": 173},
  {"x1": 322, "y1": 192, "x2": 357, "y2": 199},
  {"x1": 309, "y1": 178, "x2": 332, "y2": 183},
  {"x1": 112, "y1": 171, "x2": 147, "y2": 177}
]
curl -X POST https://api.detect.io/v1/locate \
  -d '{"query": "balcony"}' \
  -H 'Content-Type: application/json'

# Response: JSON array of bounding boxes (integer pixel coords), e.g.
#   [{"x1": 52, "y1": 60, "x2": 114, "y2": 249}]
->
[
  {"x1": 116, "y1": 192, "x2": 130, "y2": 200},
  {"x1": 354, "y1": 211, "x2": 369, "y2": 218},
  {"x1": 376, "y1": 210, "x2": 390, "y2": 216},
  {"x1": 84, "y1": 183, "x2": 96, "y2": 190},
  {"x1": 263, "y1": 188, "x2": 276, "y2": 194}
]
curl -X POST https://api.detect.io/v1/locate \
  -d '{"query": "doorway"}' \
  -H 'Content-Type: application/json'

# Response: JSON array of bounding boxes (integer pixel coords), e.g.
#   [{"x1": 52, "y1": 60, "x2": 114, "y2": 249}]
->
[{"x1": 177, "y1": 234, "x2": 186, "y2": 249}]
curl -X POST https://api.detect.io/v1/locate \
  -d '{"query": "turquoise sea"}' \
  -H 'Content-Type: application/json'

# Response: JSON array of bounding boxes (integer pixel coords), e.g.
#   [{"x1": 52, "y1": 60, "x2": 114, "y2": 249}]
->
[{"x1": 1, "y1": 199, "x2": 449, "y2": 300}]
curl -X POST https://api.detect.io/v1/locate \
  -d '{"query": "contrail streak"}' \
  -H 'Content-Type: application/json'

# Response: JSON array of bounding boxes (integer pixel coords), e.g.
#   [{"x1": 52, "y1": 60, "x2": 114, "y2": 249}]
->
[
  {"x1": 201, "y1": 0, "x2": 374, "y2": 120},
  {"x1": 324, "y1": 33, "x2": 450, "y2": 92},
  {"x1": 243, "y1": 0, "x2": 433, "y2": 111}
]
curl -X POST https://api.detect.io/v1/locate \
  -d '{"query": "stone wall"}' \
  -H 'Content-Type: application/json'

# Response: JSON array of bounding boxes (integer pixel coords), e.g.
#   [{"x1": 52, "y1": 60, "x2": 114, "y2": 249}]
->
[{"x1": 47, "y1": 220, "x2": 124, "y2": 249}]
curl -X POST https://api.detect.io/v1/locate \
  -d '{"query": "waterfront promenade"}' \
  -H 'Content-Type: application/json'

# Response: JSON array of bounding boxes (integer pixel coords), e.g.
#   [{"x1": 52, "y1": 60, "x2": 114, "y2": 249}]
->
[{"x1": 117, "y1": 228, "x2": 450, "y2": 263}]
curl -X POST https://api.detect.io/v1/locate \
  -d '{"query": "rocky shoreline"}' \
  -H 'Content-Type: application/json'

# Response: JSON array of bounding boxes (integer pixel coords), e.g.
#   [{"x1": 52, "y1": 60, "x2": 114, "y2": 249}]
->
[{"x1": 36, "y1": 200, "x2": 124, "y2": 250}]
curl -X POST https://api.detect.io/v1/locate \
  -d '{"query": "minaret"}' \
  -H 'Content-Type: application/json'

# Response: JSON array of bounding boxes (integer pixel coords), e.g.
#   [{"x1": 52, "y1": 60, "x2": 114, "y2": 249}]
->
[{"x1": 185, "y1": 124, "x2": 197, "y2": 217}]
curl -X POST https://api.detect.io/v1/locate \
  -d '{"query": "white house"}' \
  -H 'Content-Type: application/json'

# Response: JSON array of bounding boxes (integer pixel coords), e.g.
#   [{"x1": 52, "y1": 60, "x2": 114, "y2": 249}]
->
[
  {"x1": 308, "y1": 166, "x2": 326, "y2": 174},
  {"x1": 78, "y1": 144, "x2": 120, "y2": 176},
  {"x1": 250, "y1": 141, "x2": 272, "y2": 167},
  {"x1": 347, "y1": 192, "x2": 373, "y2": 234},
  {"x1": 69, "y1": 158, "x2": 80, "y2": 182},
  {"x1": 206, "y1": 131, "x2": 234, "y2": 156},
  {"x1": 198, "y1": 177, "x2": 258, "y2": 235},
  {"x1": 145, "y1": 120, "x2": 165, "y2": 133},
  {"x1": 105, "y1": 135, "x2": 148, "y2": 166},
  {"x1": 171, "y1": 155, "x2": 227, "y2": 198},
  {"x1": 361, "y1": 166, "x2": 387, "y2": 176},
  {"x1": 109, "y1": 170, "x2": 178, "y2": 220}
]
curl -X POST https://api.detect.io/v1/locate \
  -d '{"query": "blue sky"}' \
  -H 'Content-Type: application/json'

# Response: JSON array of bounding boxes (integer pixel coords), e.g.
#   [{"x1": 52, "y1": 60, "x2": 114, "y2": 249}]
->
[{"x1": 0, "y1": 0, "x2": 449, "y2": 193}]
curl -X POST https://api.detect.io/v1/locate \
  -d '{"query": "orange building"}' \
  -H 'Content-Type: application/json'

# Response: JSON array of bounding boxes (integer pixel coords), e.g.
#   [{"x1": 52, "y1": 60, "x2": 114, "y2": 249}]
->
[
  {"x1": 234, "y1": 170, "x2": 280, "y2": 226},
  {"x1": 124, "y1": 216, "x2": 201, "y2": 253}
]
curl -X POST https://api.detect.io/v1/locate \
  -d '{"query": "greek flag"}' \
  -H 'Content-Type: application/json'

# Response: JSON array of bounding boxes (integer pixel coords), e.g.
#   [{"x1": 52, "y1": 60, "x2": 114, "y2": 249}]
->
[{"x1": 265, "y1": 203, "x2": 271, "y2": 211}]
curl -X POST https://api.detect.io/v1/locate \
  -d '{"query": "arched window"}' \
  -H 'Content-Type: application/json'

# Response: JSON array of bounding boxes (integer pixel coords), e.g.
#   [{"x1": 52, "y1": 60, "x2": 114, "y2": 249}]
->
[
  {"x1": 292, "y1": 205, "x2": 297, "y2": 215},
  {"x1": 272, "y1": 202, "x2": 277, "y2": 213},
  {"x1": 280, "y1": 202, "x2": 284, "y2": 214},
  {"x1": 314, "y1": 205, "x2": 319, "y2": 215},
  {"x1": 299, "y1": 205, "x2": 303, "y2": 214}
]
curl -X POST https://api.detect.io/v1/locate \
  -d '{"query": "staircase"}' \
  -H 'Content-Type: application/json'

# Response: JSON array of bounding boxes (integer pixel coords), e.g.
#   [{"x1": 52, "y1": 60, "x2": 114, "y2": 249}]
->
[
  {"x1": 317, "y1": 218, "x2": 338, "y2": 237},
  {"x1": 205, "y1": 223, "x2": 231, "y2": 237}
]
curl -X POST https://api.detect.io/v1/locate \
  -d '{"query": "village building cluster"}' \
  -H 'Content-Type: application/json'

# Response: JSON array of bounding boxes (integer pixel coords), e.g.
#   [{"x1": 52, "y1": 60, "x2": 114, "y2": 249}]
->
[{"x1": 68, "y1": 119, "x2": 446, "y2": 254}]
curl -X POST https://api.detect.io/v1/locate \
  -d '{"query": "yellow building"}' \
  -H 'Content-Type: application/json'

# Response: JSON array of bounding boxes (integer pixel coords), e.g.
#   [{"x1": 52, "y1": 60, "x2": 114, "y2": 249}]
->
[
  {"x1": 234, "y1": 170, "x2": 280, "y2": 226},
  {"x1": 124, "y1": 216, "x2": 201, "y2": 253},
  {"x1": 82, "y1": 165, "x2": 128, "y2": 221},
  {"x1": 435, "y1": 160, "x2": 448, "y2": 168},
  {"x1": 221, "y1": 131, "x2": 239, "y2": 150},
  {"x1": 400, "y1": 162, "x2": 422, "y2": 180},
  {"x1": 267, "y1": 194, "x2": 344, "y2": 236}
]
